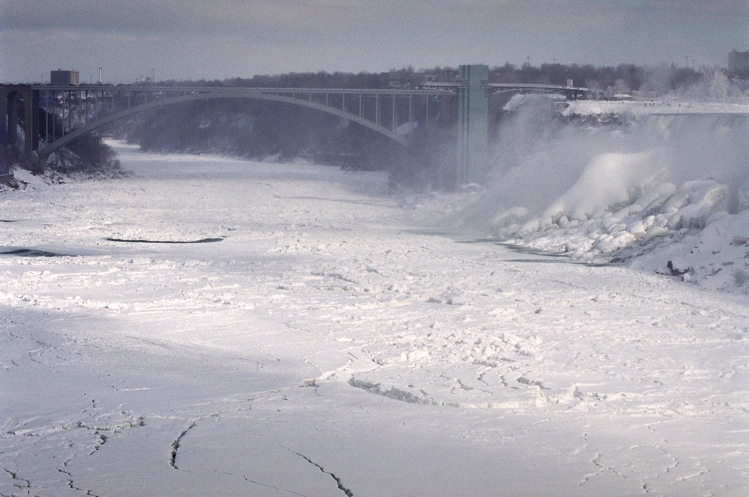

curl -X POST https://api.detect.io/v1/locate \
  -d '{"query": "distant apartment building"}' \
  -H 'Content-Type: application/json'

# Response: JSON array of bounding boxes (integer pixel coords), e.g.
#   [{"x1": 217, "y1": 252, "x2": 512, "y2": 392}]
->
[
  {"x1": 50, "y1": 69, "x2": 80, "y2": 85},
  {"x1": 728, "y1": 50, "x2": 749, "y2": 74}
]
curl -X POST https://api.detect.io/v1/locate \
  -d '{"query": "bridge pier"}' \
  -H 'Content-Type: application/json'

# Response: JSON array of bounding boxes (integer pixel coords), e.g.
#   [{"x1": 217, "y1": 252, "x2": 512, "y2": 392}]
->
[
  {"x1": 456, "y1": 64, "x2": 489, "y2": 186},
  {"x1": 1, "y1": 85, "x2": 39, "y2": 177},
  {"x1": 1, "y1": 85, "x2": 39, "y2": 155}
]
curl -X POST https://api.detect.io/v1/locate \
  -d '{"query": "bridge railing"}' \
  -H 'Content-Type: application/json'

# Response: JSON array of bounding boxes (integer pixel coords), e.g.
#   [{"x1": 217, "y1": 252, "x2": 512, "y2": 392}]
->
[{"x1": 424, "y1": 81, "x2": 590, "y2": 99}]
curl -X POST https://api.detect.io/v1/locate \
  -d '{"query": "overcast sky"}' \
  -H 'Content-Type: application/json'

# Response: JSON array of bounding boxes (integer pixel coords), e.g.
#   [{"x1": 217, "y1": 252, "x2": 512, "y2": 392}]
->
[{"x1": 2, "y1": 0, "x2": 748, "y2": 83}]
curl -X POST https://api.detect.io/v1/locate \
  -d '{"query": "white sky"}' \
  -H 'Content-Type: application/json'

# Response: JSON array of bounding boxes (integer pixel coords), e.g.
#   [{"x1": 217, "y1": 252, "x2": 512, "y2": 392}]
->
[{"x1": 2, "y1": 0, "x2": 748, "y2": 83}]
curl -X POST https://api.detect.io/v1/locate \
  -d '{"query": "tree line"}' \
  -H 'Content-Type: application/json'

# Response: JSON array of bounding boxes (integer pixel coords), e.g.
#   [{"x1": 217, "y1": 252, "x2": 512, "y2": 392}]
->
[{"x1": 156, "y1": 62, "x2": 728, "y2": 99}]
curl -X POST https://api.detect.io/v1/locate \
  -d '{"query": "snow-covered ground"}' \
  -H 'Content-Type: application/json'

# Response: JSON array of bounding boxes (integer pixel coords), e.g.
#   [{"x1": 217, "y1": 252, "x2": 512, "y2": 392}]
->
[{"x1": 2, "y1": 139, "x2": 749, "y2": 496}]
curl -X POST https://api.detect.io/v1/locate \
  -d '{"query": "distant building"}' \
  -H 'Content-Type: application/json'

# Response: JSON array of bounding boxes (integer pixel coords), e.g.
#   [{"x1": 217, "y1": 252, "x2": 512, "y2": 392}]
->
[
  {"x1": 50, "y1": 69, "x2": 80, "y2": 85},
  {"x1": 728, "y1": 50, "x2": 749, "y2": 74}
]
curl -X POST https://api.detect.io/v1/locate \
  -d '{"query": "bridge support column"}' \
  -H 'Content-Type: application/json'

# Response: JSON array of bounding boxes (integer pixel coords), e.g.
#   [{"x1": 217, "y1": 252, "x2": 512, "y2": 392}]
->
[
  {"x1": 1, "y1": 85, "x2": 39, "y2": 166},
  {"x1": 26, "y1": 90, "x2": 40, "y2": 154},
  {"x1": 456, "y1": 64, "x2": 489, "y2": 187}
]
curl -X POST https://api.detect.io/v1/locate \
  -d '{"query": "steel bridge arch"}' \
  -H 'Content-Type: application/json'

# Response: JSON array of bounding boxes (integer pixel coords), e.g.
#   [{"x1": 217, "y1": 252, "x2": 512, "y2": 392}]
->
[{"x1": 37, "y1": 90, "x2": 411, "y2": 157}]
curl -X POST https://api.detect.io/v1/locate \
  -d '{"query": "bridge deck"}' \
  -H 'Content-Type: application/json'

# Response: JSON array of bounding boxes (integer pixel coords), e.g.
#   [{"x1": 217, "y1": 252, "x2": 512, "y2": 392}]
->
[{"x1": 31, "y1": 85, "x2": 447, "y2": 96}]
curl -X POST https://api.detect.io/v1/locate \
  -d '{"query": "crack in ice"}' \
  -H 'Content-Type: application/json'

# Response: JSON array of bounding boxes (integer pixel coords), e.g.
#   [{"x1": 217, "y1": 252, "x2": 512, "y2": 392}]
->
[
  {"x1": 290, "y1": 450, "x2": 354, "y2": 497},
  {"x1": 4, "y1": 468, "x2": 31, "y2": 493},
  {"x1": 170, "y1": 420, "x2": 198, "y2": 470}
]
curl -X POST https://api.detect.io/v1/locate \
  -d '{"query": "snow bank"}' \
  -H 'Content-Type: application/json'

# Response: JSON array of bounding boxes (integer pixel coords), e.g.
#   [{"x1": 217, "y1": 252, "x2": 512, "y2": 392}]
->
[
  {"x1": 496, "y1": 173, "x2": 742, "y2": 268},
  {"x1": 451, "y1": 99, "x2": 749, "y2": 294},
  {"x1": 514, "y1": 150, "x2": 660, "y2": 233},
  {"x1": 563, "y1": 99, "x2": 749, "y2": 117},
  {"x1": 633, "y1": 211, "x2": 749, "y2": 292},
  {"x1": 7, "y1": 168, "x2": 50, "y2": 189}
]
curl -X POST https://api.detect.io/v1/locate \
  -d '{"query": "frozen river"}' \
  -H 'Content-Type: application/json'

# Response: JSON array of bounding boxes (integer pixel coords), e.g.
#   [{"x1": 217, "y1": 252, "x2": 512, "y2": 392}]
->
[{"x1": 2, "y1": 142, "x2": 749, "y2": 496}]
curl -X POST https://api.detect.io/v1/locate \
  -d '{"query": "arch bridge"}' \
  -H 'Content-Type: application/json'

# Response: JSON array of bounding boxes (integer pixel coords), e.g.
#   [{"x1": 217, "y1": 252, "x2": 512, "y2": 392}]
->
[{"x1": 2, "y1": 65, "x2": 590, "y2": 186}]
